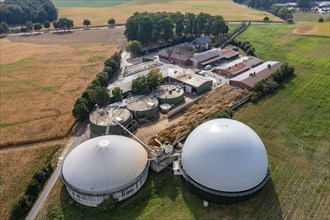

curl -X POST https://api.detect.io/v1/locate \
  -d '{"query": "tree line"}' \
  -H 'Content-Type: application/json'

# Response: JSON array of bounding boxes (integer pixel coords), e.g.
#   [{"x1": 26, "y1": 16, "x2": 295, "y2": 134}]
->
[
  {"x1": 72, "y1": 53, "x2": 121, "y2": 119},
  {"x1": 269, "y1": 4, "x2": 293, "y2": 21},
  {"x1": 125, "y1": 12, "x2": 229, "y2": 46},
  {"x1": 231, "y1": 40, "x2": 256, "y2": 56},
  {"x1": 233, "y1": 0, "x2": 312, "y2": 10},
  {"x1": 251, "y1": 63, "x2": 295, "y2": 102},
  {"x1": 0, "y1": 0, "x2": 58, "y2": 25}
]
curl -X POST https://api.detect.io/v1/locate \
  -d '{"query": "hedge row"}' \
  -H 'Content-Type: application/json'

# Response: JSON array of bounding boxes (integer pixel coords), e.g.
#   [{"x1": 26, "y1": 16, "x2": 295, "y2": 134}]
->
[
  {"x1": 231, "y1": 40, "x2": 256, "y2": 56},
  {"x1": 251, "y1": 63, "x2": 295, "y2": 102},
  {"x1": 10, "y1": 164, "x2": 53, "y2": 219},
  {"x1": 72, "y1": 52, "x2": 121, "y2": 119}
]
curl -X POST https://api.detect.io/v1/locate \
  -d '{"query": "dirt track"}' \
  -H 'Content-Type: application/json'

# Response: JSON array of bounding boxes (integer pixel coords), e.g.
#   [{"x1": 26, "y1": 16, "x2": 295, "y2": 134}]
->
[{"x1": 6, "y1": 28, "x2": 127, "y2": 47}]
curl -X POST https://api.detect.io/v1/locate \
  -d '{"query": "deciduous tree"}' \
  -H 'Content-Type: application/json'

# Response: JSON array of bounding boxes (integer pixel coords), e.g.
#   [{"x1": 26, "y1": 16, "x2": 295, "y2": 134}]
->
[
  {"x1": 126, "y1": 40, "x2": 142, "y2": 57},
  {"x1": 83, "y1": 19, "x2": 91, "y2": 28}
]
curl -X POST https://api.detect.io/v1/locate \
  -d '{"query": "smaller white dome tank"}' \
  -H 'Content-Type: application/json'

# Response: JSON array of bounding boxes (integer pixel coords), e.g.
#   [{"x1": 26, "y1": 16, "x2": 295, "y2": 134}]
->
[{"x1": 180, "y1": 119, "x2": 270, "y2": 197}]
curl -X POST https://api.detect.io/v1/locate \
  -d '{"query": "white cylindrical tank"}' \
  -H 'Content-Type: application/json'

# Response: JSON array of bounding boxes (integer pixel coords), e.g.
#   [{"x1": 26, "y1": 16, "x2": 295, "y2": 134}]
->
[
  {"x1": 61, "y1": 135, "x2": 149, "y2": 207},
  {"x1": 180, "y1": 119, "x2": 270, "y2": 197}
]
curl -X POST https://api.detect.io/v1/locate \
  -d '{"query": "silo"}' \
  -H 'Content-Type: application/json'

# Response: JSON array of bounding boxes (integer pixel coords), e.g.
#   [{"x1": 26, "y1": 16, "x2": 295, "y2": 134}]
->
[
  {"x1": 61, "y1": 135, "x2": 149, "y2": 207},
  {"x1": 180, "y1": 119, "x2": 271, "y2": 203},
  {"x1": 153, "y1": 85, "x2": 184, "y2": 105},
  {"x1": 89, "y1": 106, "x2": 131, "y2": 136},
  {"x1": 126, "y1": 95, "x2": 159, "y2": 123}
]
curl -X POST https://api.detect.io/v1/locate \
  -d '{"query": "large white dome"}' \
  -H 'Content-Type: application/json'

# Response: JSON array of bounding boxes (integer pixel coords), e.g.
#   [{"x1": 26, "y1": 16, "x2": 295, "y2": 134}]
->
[
  {"x1": 181, "y1": 119, "x2": 269, "y2": 193},
  {"x1": 62, "y1": 135, "x2": 148, "y2": 193}
]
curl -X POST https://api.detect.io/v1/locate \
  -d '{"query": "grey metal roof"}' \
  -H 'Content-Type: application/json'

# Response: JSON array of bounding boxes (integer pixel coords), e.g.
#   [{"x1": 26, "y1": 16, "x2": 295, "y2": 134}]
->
[
  {"x1": 165, "y1": 68, "x2": 213, "y2": 88},
  {"x1": 192, "y1": 49, "x2": 220, "y2": 62},
  {"x1": 181, "y1": 119, "x2": 269, "y2": 192},
  {"x1": 192, "y1": 36, "x2": 212, "y2": 46},
  {"x1": 62, "y1": 135, "x2": 148, "y2": 193}
]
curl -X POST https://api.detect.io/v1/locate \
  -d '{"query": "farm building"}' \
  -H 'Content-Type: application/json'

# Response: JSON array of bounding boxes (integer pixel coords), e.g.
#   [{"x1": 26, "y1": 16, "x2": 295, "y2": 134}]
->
[
  {"x1": 61, "y1": 135, "x2": 149, "y2": 207},
  {"x1": 191, "y1": 49, "x2": 239, "y2": 69},
  {"x1": 214, "y1": 56, "x2": 263, "y2": 78},
  {"x1": 164, "y1": 68, "x2": 213, "y2": 95},
  {"x1": 126, "y1": 95, "x2": 159, "y2": 122},
  {"x1": 159, "y1": 43, "x2": 194, "y2": 66},
  {"x1": 230, "y1": 61, "x2": 283, "y2": 91},
  {"x1": 191, "y1": 36, "x2": 212, "y2": 49},
  {"x1": 179, "y1": 119, "x2": 271, "y2": 203},
  {"x1": 153, "y1": 85, "x2": 185, "y2": 105},
  {"x1": 89, "y1": 106, "x2": 132, "y2": 136}
]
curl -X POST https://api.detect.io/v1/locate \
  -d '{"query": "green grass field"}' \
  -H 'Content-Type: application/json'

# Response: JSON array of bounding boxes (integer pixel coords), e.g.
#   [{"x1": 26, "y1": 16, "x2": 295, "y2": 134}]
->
[
  {"x1": 293, "y1": 12, "x2": 329, "y2": 22},
  {"x1": 37, "y1": 24, "x2": 329, "y2": 219},
  {"x1": 52, "y1": 0, "x2": 131, "y2": 7}
]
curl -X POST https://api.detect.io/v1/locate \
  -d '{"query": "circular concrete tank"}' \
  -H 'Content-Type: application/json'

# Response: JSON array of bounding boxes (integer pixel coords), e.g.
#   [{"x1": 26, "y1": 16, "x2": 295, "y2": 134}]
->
[
  {"x1": 126, "y1": 95, "x2": 159, "y2": 123},
  {"x1": 153, "y1": 85, "x2": 184, "y2": 105},
  {"x1": 89, "y1": 106, "x2": 131, "y2": 136}
]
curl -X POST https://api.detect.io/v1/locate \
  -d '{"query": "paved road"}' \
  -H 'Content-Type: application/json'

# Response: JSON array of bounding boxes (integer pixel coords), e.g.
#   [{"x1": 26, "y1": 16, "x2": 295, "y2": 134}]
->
[{"x1": 26, "y1": 120, "x2": 90, "y2": 220}]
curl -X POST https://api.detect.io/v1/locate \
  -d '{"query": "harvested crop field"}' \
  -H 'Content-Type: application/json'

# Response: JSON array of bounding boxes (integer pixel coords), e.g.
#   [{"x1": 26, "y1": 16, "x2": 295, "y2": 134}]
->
[
  {"x1": 58, "y1": 0, "x2": 281, "y2": 27},
  {"x1": 292, "y1": 22, "x2": 330, "y2": 38},
  {"x1": 0, "y1": 28, "x2": 125, "y2": 147},
  {"x1": 0, "y1": 144, "x2": 61, "y2": 219}
]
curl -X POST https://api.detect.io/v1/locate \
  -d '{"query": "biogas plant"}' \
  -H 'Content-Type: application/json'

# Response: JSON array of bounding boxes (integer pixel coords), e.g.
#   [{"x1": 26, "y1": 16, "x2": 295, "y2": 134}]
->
[{"x1": 62, "y1": 113, "x2": 271, "y2": 207}]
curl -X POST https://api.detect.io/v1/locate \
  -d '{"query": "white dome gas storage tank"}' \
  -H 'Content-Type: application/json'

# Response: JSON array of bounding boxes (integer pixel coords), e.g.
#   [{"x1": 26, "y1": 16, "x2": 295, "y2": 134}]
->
[
  {"x1": 180, "y1": 119, "x2": 270, "y2": 198},
  {"x1": 61, "y1": 135, "x2": 149, "y2": 207}
]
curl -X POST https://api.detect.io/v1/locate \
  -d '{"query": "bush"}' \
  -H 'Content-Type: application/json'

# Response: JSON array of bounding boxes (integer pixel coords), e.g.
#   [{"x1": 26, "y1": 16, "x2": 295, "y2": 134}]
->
[
  {"x1": 112, "y1": 87, "x2": 123, "y2": 102},
  {"x1": 132, "y1": 69, "x2": 163, "y2": 94},
  {"x1": 318, "y1": 17, "x2": 324, "y2": 23},
  {"x1": 72, "y1": 100, "x2": 90, "y2": 118},
  {"x1": 96, "y1": 72, "x2": 110, "y2": 87},
  {"x1": 103, "y1": 66, "x2": 114, "y2": 78},
  {"x1": 104, "y1": 58, "x2": 120, "y2": 72},
  {"x1": 26, "y1": 179, "x2": 42, "y2": 200},
  {"x1": 10, "y1": 163, "x2": 53, "y2": 219},
  {"x1": 252, "y1": 63, "x2": 295, "y2": 102},
  {"x1": 47, "y1": 207, "x2": 64, "y2": 220},
  {"x1": 146, "y1": 69, "x2": 163, "y2": 91},
  {"x1": 111, "y1": 52, "x2": 122, "y2": 64},
  {"x1": 10, "y1": 195, "x2": 31, "y2": 220},
  {"x1": 81, "y1": 89, "x2": 97, "y2": 110},
  {"x1": 126, "y1": 40, "x2": 143, "y2": 57},
  {"x1": 0, "y1": 22, "x2": 9, "y2": 34},
  {"x1": 132, "y1": 75, "x2": 148, "y2": 94},
  {"x1": 263, "y1": 16, "x2": 270, "y2": 22},
  {"x1": 98, "y1": 196, "x2": 117, "y2": 212},
  {"x1": 95, "y1": 86, "x2": 111, "y2": 106}
]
